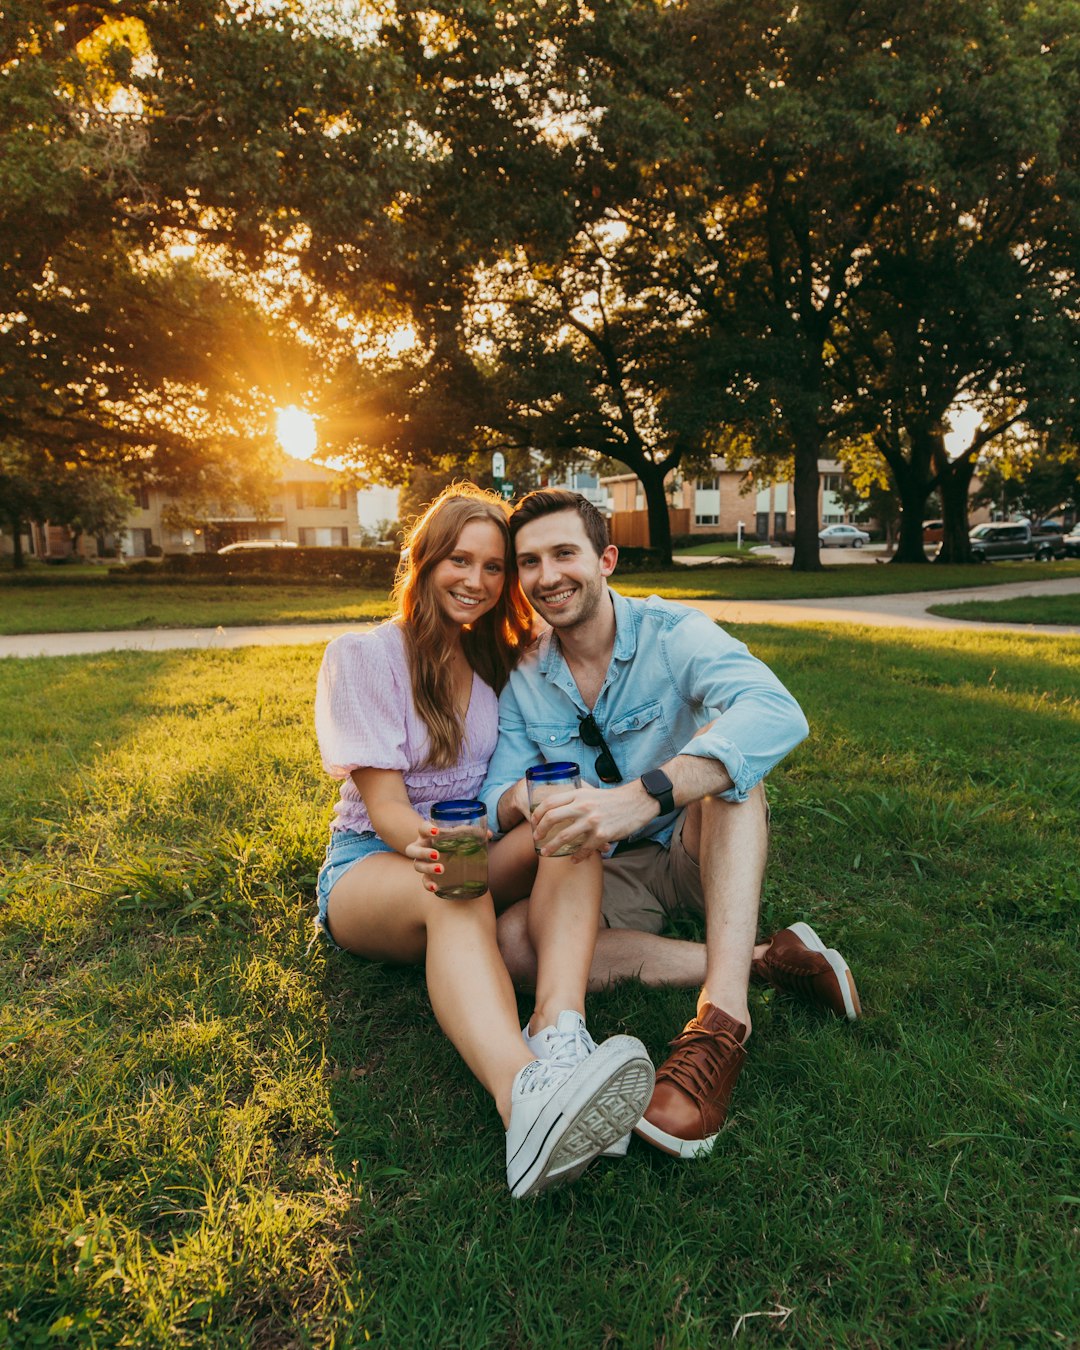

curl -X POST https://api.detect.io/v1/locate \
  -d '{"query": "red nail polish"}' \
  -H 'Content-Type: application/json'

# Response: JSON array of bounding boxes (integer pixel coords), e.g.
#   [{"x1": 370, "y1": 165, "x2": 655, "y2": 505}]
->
[{"x1": 429, "y1": 851, "x2": 439, "y2": 860}]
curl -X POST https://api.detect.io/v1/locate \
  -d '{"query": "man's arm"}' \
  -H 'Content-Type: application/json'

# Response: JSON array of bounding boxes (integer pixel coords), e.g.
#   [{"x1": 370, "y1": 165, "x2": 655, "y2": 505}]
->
[
  {"x1": 480, "y1": 677, "x2": 536, "y2": 834},
  {"x1": 533, "y1": 610, "x2": 808, "y2": 856},
  {"x1": 531, "y1": 748, "x2": 729, "y2": 856},
  {"x1": 662, "y1": 610, "x2": 808, "y2": 801}
]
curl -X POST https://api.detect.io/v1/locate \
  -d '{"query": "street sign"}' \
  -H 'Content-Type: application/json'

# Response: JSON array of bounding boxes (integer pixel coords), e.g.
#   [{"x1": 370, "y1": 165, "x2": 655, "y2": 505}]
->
[
  {"x1": 492, "y1": 451, "x2": 506, "y2": 480},
  {"x1": 499, "y1": 482, "x2": 514, "y2": 500}
]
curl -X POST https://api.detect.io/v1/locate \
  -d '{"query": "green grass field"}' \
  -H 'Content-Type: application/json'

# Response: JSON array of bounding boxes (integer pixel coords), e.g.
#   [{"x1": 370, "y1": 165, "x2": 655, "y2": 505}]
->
[
  {"x1": 928, "y1": 594, "x2": 1080, "y2": 626},
  {"x1": 2, "y1": 625, "x2": 1077, "y2": 1346},
  {"x1": 4, "y1": 559, "x2": 1080, "y2": 634}
]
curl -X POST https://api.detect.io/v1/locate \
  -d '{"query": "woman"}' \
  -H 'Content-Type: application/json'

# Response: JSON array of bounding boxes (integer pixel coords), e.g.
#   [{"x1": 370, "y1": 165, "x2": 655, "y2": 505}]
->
[{"x1": 314, "y1": 484, "x2": 653, "y2": 1198}]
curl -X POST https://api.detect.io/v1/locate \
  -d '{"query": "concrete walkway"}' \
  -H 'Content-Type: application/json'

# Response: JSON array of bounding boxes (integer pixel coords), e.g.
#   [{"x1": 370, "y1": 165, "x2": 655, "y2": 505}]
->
[{"x1": 2, "y1": 576, "x2": 1077, "y2": 658}]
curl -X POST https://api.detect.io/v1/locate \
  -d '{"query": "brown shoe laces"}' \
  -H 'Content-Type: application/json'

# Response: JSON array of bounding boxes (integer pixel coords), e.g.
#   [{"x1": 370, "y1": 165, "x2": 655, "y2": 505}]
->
[
  {"x1": 656, "y1": 1020, "x2": 743, "y2": 1100},
  {"x1": 761, "y1": 950, "x2": 831, "y2": 993}
]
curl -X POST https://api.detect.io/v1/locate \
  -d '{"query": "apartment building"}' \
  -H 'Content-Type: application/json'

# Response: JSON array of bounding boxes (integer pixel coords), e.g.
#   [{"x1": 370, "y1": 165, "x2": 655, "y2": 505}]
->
[
  {"x1": 11, "y1": 455, "x2": 362, "y2": 560},
  {"x1": 602, "y1": 460, "x2": 863, "y2": 545}
]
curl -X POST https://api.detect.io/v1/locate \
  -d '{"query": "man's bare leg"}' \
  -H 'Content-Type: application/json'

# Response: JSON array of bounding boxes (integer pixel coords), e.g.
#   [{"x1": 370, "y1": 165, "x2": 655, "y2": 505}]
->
[
  {"x1": 498, "y1": 900, "x2": 772, "y2": 993},
  {"x1": 680, "y1": 784, "x2": 769, "y2": 1037}
]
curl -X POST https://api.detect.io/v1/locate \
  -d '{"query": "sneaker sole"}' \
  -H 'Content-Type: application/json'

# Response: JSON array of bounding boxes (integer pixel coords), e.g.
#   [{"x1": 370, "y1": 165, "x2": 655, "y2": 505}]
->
[
  {"x1": 508, "y1": 1039, "x2": 654, "y2": 1199},
  {"x1": 633, "y1": 1115, "x2": 719, "y2": 1159},
  {"x1": 788, "y1": 922, "x2": 862, "y2": 1021},
  {"x1": 521, "y1": 1024, "x2": 632, "y2": 1166}
]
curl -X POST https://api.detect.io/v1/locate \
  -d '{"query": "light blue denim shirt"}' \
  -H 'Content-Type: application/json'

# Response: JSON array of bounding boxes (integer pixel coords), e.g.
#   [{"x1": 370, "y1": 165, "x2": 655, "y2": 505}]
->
[{"x1": 482, "y1": 588, "x2": 809, "y2": 847}]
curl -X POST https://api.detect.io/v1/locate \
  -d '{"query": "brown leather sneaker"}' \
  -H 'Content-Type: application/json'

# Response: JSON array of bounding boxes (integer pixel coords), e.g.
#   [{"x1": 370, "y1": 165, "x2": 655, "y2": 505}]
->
[
  {"x1": 634, "y1": 1004, "x2": 746, "y2": 1158},
  {"x1": 752, "y1": 921, "x2": 862, "y2": 1021}
]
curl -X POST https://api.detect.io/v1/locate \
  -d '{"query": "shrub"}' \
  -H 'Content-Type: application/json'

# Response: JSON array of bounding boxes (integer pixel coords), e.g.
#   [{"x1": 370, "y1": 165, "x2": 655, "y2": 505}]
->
[
  {"x1": 111, "y1": 547, "x2": 400, "y2": 587},
  {"x1": 612, "y1": 546, "x2": 665, "y2": 569}
]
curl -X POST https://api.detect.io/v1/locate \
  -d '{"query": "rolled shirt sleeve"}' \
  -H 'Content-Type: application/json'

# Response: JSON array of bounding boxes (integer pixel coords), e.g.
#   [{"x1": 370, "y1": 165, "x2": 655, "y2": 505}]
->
[{"x1": 660, "y1": 609, "x2": 809, "y2": 801}]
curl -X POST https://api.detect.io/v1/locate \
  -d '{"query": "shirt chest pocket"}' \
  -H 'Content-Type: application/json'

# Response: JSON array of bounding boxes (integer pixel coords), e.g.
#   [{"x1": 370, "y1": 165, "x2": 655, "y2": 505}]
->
[
  {"x1": 607, "y1": 701, "x2": 676, "y2": 758},
  {"x1": 525, "y1": 721, "x2": 580, "y2": 757}
]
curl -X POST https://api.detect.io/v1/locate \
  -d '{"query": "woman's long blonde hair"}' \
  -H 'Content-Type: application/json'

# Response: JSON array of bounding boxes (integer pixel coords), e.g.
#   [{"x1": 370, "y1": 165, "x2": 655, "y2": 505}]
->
[{"x1": 394, "y1": 483, "x2": 533, "y2": 769}]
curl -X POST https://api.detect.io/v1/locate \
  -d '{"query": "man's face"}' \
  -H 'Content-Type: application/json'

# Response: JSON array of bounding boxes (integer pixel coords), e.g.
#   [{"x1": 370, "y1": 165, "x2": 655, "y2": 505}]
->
[{"x1": 513, "y1": 509, "x2": 617, "y2": 630}]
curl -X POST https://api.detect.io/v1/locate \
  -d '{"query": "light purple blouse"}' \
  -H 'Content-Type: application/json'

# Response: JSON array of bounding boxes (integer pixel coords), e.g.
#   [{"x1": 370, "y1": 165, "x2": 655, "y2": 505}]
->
[{"x1": 315, "y1": 620, "x2": 499, "y2": 837}]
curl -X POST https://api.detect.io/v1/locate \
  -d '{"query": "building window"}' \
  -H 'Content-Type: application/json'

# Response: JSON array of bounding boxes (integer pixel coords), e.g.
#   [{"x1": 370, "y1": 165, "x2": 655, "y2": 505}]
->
[
  {"x1": 134, "y1": 486, "x2": 151, "y2": 511},
  {"x1": 695, "y1": 477, "x2": 720, "y2": 527},
  {"x1": 774, "y1": 511, "x2": 786, "y2": 537},
  {"x1": 756, "y1": 512, "x2": 770, "y2": 539},
  {"x1": 299, "y1": 527, "x2": 349, "y2": 547},
  {"x1": 126, "y1": 527, "x2": 153, "y2": 557}
]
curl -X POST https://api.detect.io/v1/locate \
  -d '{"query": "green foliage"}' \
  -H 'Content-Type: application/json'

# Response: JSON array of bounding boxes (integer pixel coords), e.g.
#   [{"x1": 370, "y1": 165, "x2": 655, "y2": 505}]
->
[
  {"x1": 123, "y1": 546, "x2": 401, "y2": 586},
  {"x1": 976, "y1": 433, "x2": 1080, "y2": 523}
]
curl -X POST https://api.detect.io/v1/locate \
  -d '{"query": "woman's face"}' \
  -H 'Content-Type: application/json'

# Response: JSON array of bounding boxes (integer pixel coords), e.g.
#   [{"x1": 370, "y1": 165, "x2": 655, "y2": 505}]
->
[{"x1": 430, "y1": 518, "x2": 507, "y2": 627}]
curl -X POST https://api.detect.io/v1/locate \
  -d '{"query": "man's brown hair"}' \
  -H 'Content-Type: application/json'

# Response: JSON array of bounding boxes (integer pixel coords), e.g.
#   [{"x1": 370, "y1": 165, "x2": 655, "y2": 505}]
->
[{"x1": 509, "y1": 489, "x2": 609, "y2": 557}]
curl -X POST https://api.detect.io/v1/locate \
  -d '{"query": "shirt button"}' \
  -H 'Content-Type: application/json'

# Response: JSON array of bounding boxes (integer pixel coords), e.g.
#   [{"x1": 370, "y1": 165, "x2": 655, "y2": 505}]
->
[{"x1": 550, "y1": 735, "x2": 556, "y2": 742}]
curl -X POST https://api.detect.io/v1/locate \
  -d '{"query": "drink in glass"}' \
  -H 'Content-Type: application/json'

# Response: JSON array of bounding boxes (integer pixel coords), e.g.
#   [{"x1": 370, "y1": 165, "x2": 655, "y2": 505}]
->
[
  {"x1": 430, "y1": 799, "x2": 488, "y2": 900},
  {"x1": 525, "y1": 762, "x2": 583, "y2": 857}
]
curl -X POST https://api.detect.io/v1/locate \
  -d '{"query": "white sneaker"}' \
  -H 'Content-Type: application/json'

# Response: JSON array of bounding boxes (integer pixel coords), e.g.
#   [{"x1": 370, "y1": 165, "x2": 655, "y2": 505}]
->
[
  {"x1": 523, "y1": 1011, "x2": 631, "y2": 1158},
  {"x1": 505, "y1": 1036, "x2": 654, "y2": 1199}
]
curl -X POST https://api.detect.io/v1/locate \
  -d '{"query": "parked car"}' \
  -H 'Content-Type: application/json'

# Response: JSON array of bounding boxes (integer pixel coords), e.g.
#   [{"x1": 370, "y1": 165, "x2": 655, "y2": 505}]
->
[
  {"x1": 1062, "y1": 524, "x2": 1080, "y2": 558},
  {"x1": 818, "y1": 524, "x2": 871, "y2": 549},
  {"x1": 922, "y1": 519, "x2": 945, "y2": 545},
  {"x1": 968, "y1": 522, "x2": 1064, "y2": 562},
  {"x1": 216, "y1": 540, "x2": 298, "y2": 554}
]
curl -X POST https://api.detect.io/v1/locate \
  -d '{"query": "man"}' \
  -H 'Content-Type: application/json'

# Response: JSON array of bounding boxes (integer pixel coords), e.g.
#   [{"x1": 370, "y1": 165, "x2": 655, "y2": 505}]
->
[{"x1": 483, "y1": 490, "x2": 861, "y2": 1159}]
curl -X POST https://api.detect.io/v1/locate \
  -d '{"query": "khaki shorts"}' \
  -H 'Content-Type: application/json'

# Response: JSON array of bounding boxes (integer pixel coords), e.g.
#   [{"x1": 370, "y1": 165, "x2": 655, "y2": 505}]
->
[
  {"x1": 600, "y1": 812, "x2": 703, "y2": 933},
  {"x1": 599, "y1": 793, "x2": 770, "y2": 933}
]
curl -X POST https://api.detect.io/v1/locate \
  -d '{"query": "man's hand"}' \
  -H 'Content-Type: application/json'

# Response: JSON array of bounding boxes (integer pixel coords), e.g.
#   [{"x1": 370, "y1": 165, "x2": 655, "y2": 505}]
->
[
  {"x1": 496, "y1": 776, "x2": 532, "y2": 833},
  {"x1": 531, "y1": 780, "x2": 658, "y2": 861}
]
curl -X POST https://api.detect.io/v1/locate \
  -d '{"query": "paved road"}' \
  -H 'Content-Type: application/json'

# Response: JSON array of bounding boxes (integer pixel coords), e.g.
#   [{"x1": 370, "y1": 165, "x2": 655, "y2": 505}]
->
[{"x1": 2, "y1": 576, "x2": 1077, "y2": 659}]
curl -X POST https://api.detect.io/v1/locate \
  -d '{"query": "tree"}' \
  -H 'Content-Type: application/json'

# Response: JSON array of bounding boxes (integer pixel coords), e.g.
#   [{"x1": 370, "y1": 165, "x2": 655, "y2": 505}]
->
[
  {"x1": 1, "y1": 1, "x2": 404, "y2": 516},
  {"x1": 975, "y1": 430, "x2": 1080, "y2": 523}
]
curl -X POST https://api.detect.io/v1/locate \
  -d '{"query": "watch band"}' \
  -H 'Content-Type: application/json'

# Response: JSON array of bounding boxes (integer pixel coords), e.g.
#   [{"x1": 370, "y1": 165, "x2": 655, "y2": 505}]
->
[{"x1": 640, "y1": 768, "x2": 675, "y2": 816}]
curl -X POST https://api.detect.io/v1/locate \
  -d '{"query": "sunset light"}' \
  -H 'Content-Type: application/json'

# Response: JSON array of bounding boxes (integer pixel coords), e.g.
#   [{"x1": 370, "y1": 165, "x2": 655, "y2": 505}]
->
[{"x1": 275, "y1": 405, "x2": 318, "y2": 460}]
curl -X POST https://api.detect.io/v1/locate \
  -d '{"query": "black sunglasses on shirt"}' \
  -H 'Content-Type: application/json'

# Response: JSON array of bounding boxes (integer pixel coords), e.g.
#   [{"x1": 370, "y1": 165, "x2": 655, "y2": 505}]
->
[{"x1": 578, "y1": 713, "x2": 623, "y2": 784}]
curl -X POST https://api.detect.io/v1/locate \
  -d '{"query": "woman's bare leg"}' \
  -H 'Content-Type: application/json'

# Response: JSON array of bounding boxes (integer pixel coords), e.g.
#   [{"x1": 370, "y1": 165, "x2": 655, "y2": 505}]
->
[{"x1": 326, "y1": 854, "x2": 531, "y2": 1124}]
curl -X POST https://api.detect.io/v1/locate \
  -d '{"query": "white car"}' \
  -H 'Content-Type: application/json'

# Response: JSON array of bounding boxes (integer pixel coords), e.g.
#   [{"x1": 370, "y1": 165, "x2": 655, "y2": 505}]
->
[
  {"x1": 818, "y1": 524, "x2": 871, "y2": 549},
  {"x1": 216, "y1": 540, "x2": 298, "y2": 554}
]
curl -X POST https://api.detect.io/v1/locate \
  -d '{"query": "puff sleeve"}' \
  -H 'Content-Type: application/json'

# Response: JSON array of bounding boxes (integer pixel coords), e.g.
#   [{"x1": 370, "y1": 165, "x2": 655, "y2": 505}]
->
[{"x1": 314, "y1": 630, "x2": 410, "y2": 779}]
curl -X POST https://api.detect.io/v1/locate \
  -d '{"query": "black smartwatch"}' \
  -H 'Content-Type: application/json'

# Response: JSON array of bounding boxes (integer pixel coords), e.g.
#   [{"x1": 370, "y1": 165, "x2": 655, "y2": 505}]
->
[{"x1": 640, "y1": 768, "x2": 675, "y2": 816}]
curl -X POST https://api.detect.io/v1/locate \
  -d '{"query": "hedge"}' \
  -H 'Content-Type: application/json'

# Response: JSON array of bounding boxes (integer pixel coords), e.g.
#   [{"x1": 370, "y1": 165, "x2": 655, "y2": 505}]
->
[{"x1": 110, "y1": 547, "x2": 400, "y2": 587}]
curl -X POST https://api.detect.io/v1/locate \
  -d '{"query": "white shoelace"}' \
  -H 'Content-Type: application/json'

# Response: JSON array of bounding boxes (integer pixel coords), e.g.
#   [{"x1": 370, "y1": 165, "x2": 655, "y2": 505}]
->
[
  {"x1": 544, "y1": 1019, "x2": 598, "y2": 1068},
  {"x1": 517, "y1": 1058, "x2": 569, "y2": 1095}
]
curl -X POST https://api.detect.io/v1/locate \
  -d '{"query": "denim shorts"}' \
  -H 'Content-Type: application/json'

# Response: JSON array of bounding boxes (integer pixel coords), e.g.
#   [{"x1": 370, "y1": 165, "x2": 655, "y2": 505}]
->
[{"x1": 315, "y1": 828, "x2": 396, "y2": 948}]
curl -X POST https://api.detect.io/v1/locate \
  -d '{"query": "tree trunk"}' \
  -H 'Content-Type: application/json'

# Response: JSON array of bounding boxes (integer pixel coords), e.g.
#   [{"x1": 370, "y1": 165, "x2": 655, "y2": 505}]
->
[
  {"x1": 878, "y1": 430, "x2": 934, "y2": 564},
  {"x1": 892, "y1": 477, "x2": 932, "y2": 563},
  {"x1": 791, "y1": 426, "x2": 824, "y2": 572},
  {"x1": 7, "y1": 515, "x2": 25, "y2": 569},
  {"x1": 639, "y1": 462, "x2": 673, "y2": 564},
  {"x1": 934, "y1": 437, "x2": 977, "y2": 565}
]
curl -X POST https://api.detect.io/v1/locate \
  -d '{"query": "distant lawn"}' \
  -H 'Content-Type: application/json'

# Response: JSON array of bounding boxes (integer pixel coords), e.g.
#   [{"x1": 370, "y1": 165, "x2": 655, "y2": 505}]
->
[
  {"x1": 928, "y1": 594, "x2": 1080, "y2": 626},
  {"x1": 5, "y1": 559, "x2": 1080, "y2": 634},
  {"x1": 671, "y1": 541, "x2": 766, "y2": 559},
  {"x1": 0, "y1": 579, "x2": 396, "y2": 634},
  {"x1": 1, "y1": 626, "x2": 1077, "y2": 1345}
]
